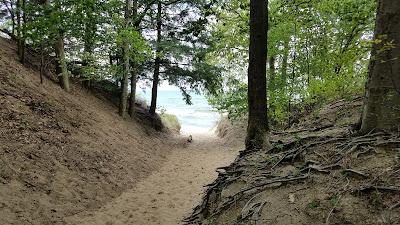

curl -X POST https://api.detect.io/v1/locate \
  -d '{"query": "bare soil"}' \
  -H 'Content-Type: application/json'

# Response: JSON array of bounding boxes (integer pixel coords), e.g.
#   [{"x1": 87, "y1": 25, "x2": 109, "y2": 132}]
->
[
  {"x1": 66, "y1": 133, "x2": 239, "y2": 225},
  {"x1": 0, "y1": 37, "x2": 168, "y2": 224}
]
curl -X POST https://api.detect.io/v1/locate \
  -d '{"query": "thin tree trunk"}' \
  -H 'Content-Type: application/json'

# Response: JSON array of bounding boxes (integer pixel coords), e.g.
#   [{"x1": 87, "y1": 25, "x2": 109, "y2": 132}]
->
[
  {"x1": 268, "y1": 55, "x2": 276, "y2": 117},
  {"x1": 54, "y1": 36, "x2": 70, "y2": 92},
  {"x1": 83, "y1": 2, "x2": 96, "y2": 89},
  {"x1": 2, "y1": 0, "x2": 16, "y2": 36},
  {"x1": 20, "y1": 0, "x2": 26, "y2": 64},
  {"x1": 360, "y1": 0, "x2": 400, "y2": 133},
  {"x1": 129, "y1": 65, "x2": 137, "y2": 116},
  {"x1": 119, "y1": 0, "x2": 133, "y2": 118},
  {"x1": 245, "y1": 0, "x2": 269, "y2": 150},
  {"x1": 16, "y1": 0, "x2": 22, "y2": 58},
  {"x1": 40, "y1": 43, "x2": 44, "y2": 84},
  {"x1": 150, "y1": 0, "x2": 162, "y2": 115},
  {"x1": 288, "y1": 21, "x2": 298, "y2": 128},
  {"x1": 269, "y1": 56, "x2": 276, "y2": 82},
  {"x1": 129, "y1": 0, "x2": 138, "y2": 117},
  {"x1": 281, "y1": 39, "x2": 289, "y2": 80}
]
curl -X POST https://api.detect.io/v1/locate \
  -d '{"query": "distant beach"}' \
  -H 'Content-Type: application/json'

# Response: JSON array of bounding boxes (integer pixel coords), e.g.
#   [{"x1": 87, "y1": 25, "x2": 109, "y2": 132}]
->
[{"x1": 139, "y1": 89, "x2": 220, "y2": 134}]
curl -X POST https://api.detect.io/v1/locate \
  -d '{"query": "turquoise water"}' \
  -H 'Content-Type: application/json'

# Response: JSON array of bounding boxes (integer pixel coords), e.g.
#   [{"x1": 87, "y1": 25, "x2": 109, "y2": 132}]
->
[{"x1": 138, "y1": 89, "x2": 220, "y2": 134}]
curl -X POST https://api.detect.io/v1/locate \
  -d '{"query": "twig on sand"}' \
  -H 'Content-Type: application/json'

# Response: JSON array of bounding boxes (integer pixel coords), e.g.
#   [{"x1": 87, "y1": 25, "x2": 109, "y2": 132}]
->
[
  {"x1": 356, "y1": 186, "x2": 400, "y2": 193},
  {"x1": 389, "y1": 201, "x2": 400, "y2": 210},
  {"x1": 325, "y1": 178, "x2": 350, "y2": 225},
  {"x1": 342, "y1": 169, "x2": 368, "y2": 179}
]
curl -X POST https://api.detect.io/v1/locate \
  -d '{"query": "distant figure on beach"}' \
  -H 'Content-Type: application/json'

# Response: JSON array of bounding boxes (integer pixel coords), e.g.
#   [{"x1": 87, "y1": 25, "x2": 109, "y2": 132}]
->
[{"x1": 187, "y1": 135, "x2": 193, "y2": 143}]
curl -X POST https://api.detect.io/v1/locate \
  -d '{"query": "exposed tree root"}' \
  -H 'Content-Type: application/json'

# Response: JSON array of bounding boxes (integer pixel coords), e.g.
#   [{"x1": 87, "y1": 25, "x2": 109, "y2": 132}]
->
[{"x1": 184, "y1": 128, "x2": 400, "y2": 225}]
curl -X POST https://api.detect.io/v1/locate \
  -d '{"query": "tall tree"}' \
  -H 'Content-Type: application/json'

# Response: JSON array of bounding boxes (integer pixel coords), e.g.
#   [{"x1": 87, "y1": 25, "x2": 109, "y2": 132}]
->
[
  {"x1": 52, "y1": 1, "x2": 70, "y2": 92},
  {"x1": 54, "y1": 36, "x2": 70, "y2": 92},
  {"x1": 128, "y1": 0, "x2": 138, "y2": 117},
  {"x1": 149, "y1": 0, "x2": 162, "y2": 115},
  {"x1": 245, "y1": 0, "x2": 268, "y2": 150},
  {"x1": 119, "y1": 0, "x2": 133, "y2": 118},
  {"x1": 360, "y1": 0, "x2": 400, "y2": 133}
]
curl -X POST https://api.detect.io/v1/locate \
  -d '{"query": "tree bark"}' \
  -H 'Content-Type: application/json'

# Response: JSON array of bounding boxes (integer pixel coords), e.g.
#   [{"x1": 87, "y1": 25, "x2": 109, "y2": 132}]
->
[
  {"x1": 268, "y1": 55, "x2": 276, "y2": 116},
  {"x1": 119, "y1": 0, "x2": 133, "y2": 118},
  {"x1": 16, "y1": 0, "x2": 22, "y2": 58},
  {"x1": 129, "y1": 65, "x2": 137, "y2": 116},
  {"x1": 269, "y1": 56, "x2": 276, "y2": 83},
  {"x1": 281, "y1": 39, "x2": 289, "y2": 80},
  {"x1": 20, "y1": 0, "x2": 26, "y2": 64},
  {"x1": 54, "y1": 36, "x2": 70, "y2": 92},
  {"x1": 361, "y1": 0, "x2": 400, "y2": 133},
  {"x1": 40, "y1": 43, "x2": 44, "y2": 84},
  {"x1": 83, "y1": 1, "x2": 96, "y2": 89},
  {"x1": 150, "y1": 0, "x2": 162, "y2": 115},
  {"x1": 129, "y1": 0, "x2": 138, "y2": 117},
  {"x1": 245, "y1": 0, "x2": 269, "y2": 150}
]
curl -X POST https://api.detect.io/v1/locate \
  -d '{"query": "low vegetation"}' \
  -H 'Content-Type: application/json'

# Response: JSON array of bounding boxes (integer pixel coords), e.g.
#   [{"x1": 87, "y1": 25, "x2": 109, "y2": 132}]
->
[{"x1": 161, "y1": 113, "x2": 181, "y2": 134}]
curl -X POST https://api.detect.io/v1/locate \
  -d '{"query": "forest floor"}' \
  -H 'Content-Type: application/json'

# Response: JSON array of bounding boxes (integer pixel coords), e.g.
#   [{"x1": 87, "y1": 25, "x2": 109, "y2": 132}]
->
[
  {"x1": 66, "y1": 132, "x2": 239, "y2": 225},
  {"x1": 186, "y1": 98, "x2": 400, "y2": 225}
]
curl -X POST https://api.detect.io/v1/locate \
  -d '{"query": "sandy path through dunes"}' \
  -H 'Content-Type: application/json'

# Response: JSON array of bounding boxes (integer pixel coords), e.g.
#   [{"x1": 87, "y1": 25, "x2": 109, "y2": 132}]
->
[{"x1": 66, "y1": 133, "x2": 239, "y2": 225}]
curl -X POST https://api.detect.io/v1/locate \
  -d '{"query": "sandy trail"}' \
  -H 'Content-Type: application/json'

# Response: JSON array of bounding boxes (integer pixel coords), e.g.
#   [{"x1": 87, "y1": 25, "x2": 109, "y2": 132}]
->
[{"x1": 66, "y1": 132, "x2": 239, "y2": 225}]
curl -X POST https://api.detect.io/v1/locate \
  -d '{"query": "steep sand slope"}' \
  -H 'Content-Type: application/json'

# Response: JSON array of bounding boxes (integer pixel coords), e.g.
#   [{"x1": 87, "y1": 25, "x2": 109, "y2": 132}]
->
[
  {"x1": 66, "y1": 133, "x2": 240, "y2": 225},
  {"x1": 0, "y1": 38, "x2": 175, "y2": 225}
]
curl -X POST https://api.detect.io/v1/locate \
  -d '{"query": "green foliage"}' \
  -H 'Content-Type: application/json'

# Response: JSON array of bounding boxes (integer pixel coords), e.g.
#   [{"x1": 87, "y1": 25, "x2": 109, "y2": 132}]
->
[
  {"x1": 205, "y1": 0, "x2": 376, "y2": 127},
  {"x1": 329, "y1": 194, "x2": 340, "y2": 207},
  {"x1": 116, "y1": 27, "x2": 151, "y2": 63},
  {"x1": 308, "y1": 199, "x2": 320, "y2": 209},
  {"x1": 370, "y1": 190, "x2": 383, "y2": 208},
  {"x1": 160, "y1": 113, "x2": 181, "y2": 133}
]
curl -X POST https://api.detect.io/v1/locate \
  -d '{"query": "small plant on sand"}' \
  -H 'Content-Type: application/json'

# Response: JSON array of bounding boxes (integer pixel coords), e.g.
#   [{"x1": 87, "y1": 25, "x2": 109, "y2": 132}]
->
[
  {"x1": 329, "y1": 194, "x2": 340, "y2": 207},
  {"x1": 160, "y1": 113, "x2": 181, "y2": 133},
  {"x1": 308, "y1": 199, "x2": 320, "y2": 209},
  {"x1": 370, "y1": 190, "x2": 383, "y2": 208},
  {"x1": 293, "y1": 133, "x2": 302, "y2": 144},
  {"x1": 275, "y1": 142, "x2": 285, "y2": 150}
]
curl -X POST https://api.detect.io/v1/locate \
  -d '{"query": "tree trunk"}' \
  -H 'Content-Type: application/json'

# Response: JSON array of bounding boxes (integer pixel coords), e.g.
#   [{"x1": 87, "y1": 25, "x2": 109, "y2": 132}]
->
[
  {"x1": 269, "y1": 56, "x2": 276, "y2": 83},
  {"x1": 16, "y1": 0, "x2": 22, "y2": 58},
  {"x1": 3, "y1": 0, "x2": 16, "y2": 35},
  {"x1": 150, "y1": 0, "x2": 162, "y2": 115},
  {"x1": 129, "y1": 65, "x2": 137, "y2": 116},
  {"x1": 40, "y1": 43, "x2": 44, "y2": 84},
  {"x1": 268, "y1": 55, "x2": 276, "y2": 117},
  {"x1": 119, "y1": 0, "x2": 133, "y2": 118},
  {"x1": 83, "y1": 2, "x2": 96, "y2": 89},
  {"x1": 281, "y1": 39, "x2": 289, "y2": 80},
  {"x1": 360, "y1": 0, "x2": 400, "y2": 133},
  {"x1": 20, "y1": 0, "x2": 26, "y2": 64},
  {"x1": 54, "y1": 36, "x2": 70, "y2": 92},
  {"x1": 245, "y1": 0, "x2": 269, "y2": 150},
  {"x1": 129, "y1": 0, "x2": 138, "y2": 117}
]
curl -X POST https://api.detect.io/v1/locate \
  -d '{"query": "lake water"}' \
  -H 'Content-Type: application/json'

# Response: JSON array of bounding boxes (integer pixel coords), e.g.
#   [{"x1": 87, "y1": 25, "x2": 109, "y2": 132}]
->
[{"x1": 138, "y1": 89, "x2": 220, "y2": 134}]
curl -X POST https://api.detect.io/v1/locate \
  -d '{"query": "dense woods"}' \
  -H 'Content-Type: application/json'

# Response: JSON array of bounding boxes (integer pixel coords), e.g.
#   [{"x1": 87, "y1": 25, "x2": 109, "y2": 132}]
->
[
  {"x1": 2, "y1": 0, "x2": 398, "y2": 138},
  {"x1": 208, "y1": 0, "x2": 377, "y2": 128},
  {"x1": 1, "y1": 0, "x2": 399, "y2": 159},
  {"x1": 0, "y1": 0, "x2": 221, "y2": 118}
]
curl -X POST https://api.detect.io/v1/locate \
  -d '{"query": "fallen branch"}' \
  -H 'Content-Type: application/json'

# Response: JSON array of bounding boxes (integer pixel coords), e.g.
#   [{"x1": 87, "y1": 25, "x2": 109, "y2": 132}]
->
[
  {"x1": 342, "y1": 169, "x2": 368, "y2": 179},
  {"x1": 389, "y1": 201, "x2": 400, "y2": 210},
  {"x1": 355, "y1": 186, "x2": 400, "y2": 193}
]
